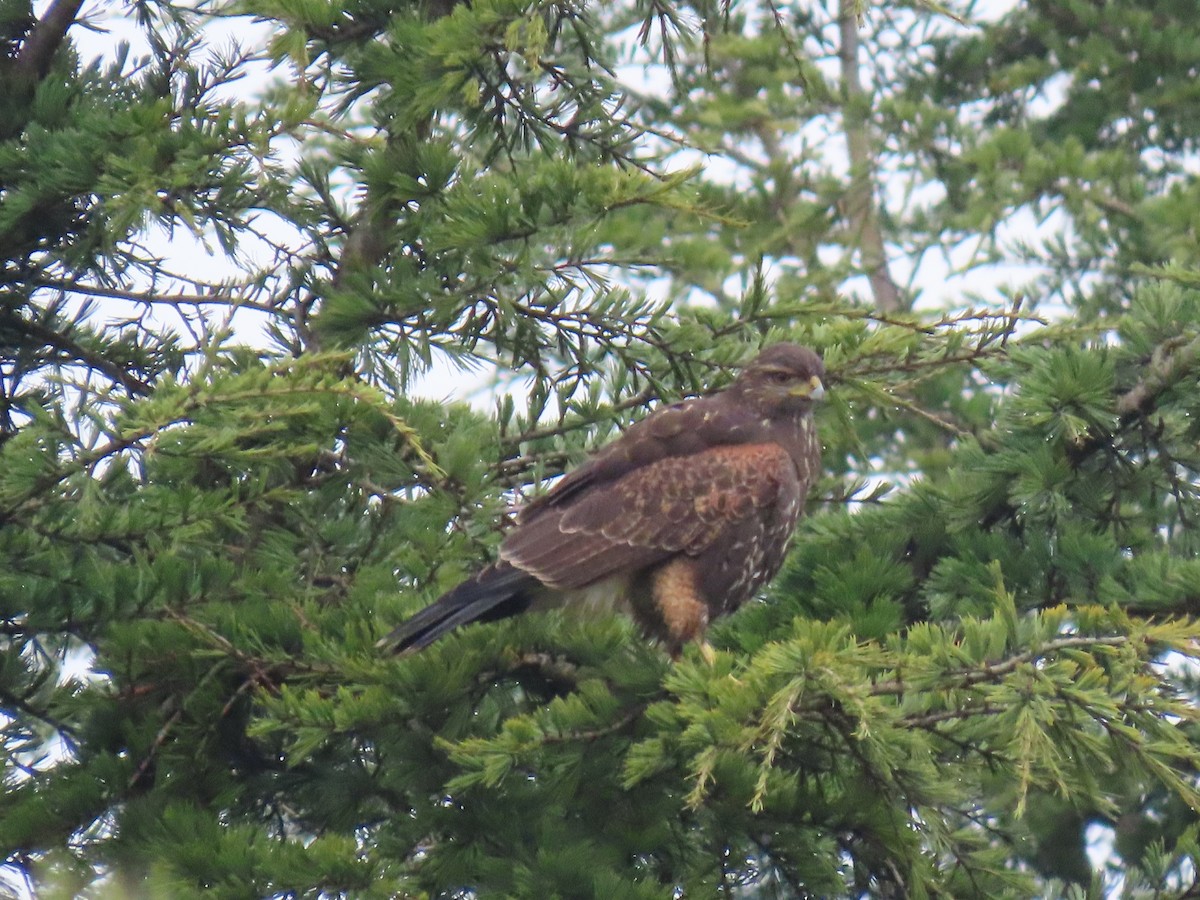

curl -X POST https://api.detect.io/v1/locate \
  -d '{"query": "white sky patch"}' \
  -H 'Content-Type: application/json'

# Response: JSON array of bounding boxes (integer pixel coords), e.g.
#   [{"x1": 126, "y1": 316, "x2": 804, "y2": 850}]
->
[{"x1": 40, "y1": 4, "x2": 299, "y2": 363}]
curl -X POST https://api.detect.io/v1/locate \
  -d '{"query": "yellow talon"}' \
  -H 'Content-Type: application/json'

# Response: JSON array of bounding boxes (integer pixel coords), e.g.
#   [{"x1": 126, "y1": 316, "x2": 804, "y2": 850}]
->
[{"x1": 698, "y1": 641, "x2": 717, "y2": 667}]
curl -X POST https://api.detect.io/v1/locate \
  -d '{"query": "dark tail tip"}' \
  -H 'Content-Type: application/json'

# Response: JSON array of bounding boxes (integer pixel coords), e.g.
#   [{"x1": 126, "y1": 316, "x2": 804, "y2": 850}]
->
[{"x1": 377, "y1": 563, "x2": 538, "y2": 654}]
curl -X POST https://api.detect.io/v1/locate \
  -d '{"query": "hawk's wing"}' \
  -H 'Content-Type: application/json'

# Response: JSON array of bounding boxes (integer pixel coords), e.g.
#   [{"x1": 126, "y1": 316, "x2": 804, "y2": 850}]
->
[
  {"x1": 499, "y1": 442, "x2": 797, "y2": 590},
  {"x1": 519, "y1": 393, "x2": 762, "y2": 519}
]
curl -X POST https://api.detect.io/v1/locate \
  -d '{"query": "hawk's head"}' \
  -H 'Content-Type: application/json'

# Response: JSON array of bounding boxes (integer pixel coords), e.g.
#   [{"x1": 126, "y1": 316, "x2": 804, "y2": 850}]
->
[{"x1": 730, "y1": 343, "x2": 826, "y2": 416}]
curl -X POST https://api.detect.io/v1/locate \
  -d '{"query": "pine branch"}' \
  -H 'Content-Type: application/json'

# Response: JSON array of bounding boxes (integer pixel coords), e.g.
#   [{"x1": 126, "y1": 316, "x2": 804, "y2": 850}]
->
[
  {"x1": 864, "y1": 634, "x2": 1130, "y2": 699},
  {"x1": 5, "y1": 309, "x2": 152, "y2": 396},
  {"x1": 0, "y1": 685, "x2": 79, "y2": 756},
  {"x1": 128, "y1": 707, "x2": 182, "y2": 791},
  {"x1": 903, "y1": 702, "x2": 1007, "y2": 728},
  {"x1": 479, "y1": 651, "x2": 580, "y2": 691},
  {"x1": 326, "y1": 1, "x2": 473, "y2": 341},
  {"x1": 884, "y1": 394, "x2": 971, "y2": 437},
  {"x1": 1117, "y1": 333, "x2": 1200, "y2": 416},
  {"x1": 537, "y1": 703, "x2": 645, "y2": 745},
  {"x1": 499, "y1": 386, "x2": 657, "y2": 448},
  {"x1": 32, "y1": 278, "x2": 280, "y2": 315}
]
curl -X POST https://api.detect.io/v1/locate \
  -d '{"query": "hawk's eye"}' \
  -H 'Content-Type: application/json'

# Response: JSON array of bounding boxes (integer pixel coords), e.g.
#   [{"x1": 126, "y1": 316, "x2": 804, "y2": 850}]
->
[{"x1": 769, "y1": 371, "x2": 792, "y2": 384}]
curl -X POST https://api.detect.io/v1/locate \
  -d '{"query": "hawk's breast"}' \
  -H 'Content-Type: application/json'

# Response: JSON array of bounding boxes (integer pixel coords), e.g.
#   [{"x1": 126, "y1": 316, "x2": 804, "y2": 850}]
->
[{"x1": 696, "y1": 448, "x2": 805, "y2": 617}]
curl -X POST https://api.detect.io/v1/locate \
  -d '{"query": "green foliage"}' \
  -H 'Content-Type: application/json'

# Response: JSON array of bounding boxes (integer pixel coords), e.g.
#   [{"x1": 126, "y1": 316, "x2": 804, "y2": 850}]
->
[{"x1": 6, "y1": 1, "x2": 1200, "y2": 898}]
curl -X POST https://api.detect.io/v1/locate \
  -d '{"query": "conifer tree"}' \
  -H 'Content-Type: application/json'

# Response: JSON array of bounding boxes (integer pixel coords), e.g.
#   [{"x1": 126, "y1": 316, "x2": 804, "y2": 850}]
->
[{"x1": 4, "y1": 1, "x2": 1200, "y2": 897}]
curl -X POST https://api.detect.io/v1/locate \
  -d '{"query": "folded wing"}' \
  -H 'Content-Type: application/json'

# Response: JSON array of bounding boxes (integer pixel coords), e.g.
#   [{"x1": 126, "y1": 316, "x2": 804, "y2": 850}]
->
[{"x1": 501, "y1": 443, "x2": 796, "y2": 591}]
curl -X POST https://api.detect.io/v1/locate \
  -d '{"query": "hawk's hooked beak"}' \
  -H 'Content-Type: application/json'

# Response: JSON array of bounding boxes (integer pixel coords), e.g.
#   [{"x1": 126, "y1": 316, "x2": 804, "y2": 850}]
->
[{"x1": 790, "y1": 375, "x2": 826, "y2": 401}]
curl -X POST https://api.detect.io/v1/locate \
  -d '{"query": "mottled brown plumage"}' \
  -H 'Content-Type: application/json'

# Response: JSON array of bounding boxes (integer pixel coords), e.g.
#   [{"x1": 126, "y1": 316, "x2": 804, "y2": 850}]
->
[{"x1": 381, "y1": 343, "x2": 825, "y2": 655}]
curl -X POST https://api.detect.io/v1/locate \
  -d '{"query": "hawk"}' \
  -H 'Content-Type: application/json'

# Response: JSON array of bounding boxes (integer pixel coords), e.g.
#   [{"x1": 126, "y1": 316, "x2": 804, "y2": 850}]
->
[{"x1": 381, "y1": 343, "x2": 825, "y2": 657}]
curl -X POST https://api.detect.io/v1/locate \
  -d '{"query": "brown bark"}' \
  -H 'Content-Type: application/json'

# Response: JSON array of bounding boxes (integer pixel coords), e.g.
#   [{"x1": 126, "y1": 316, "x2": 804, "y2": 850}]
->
[
  {"x1": 11, "y1": 0, "x2": 84, "y2": 82},
  {"x1": 838, "y1": 0, "x2": 904, "y2": 313}
]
